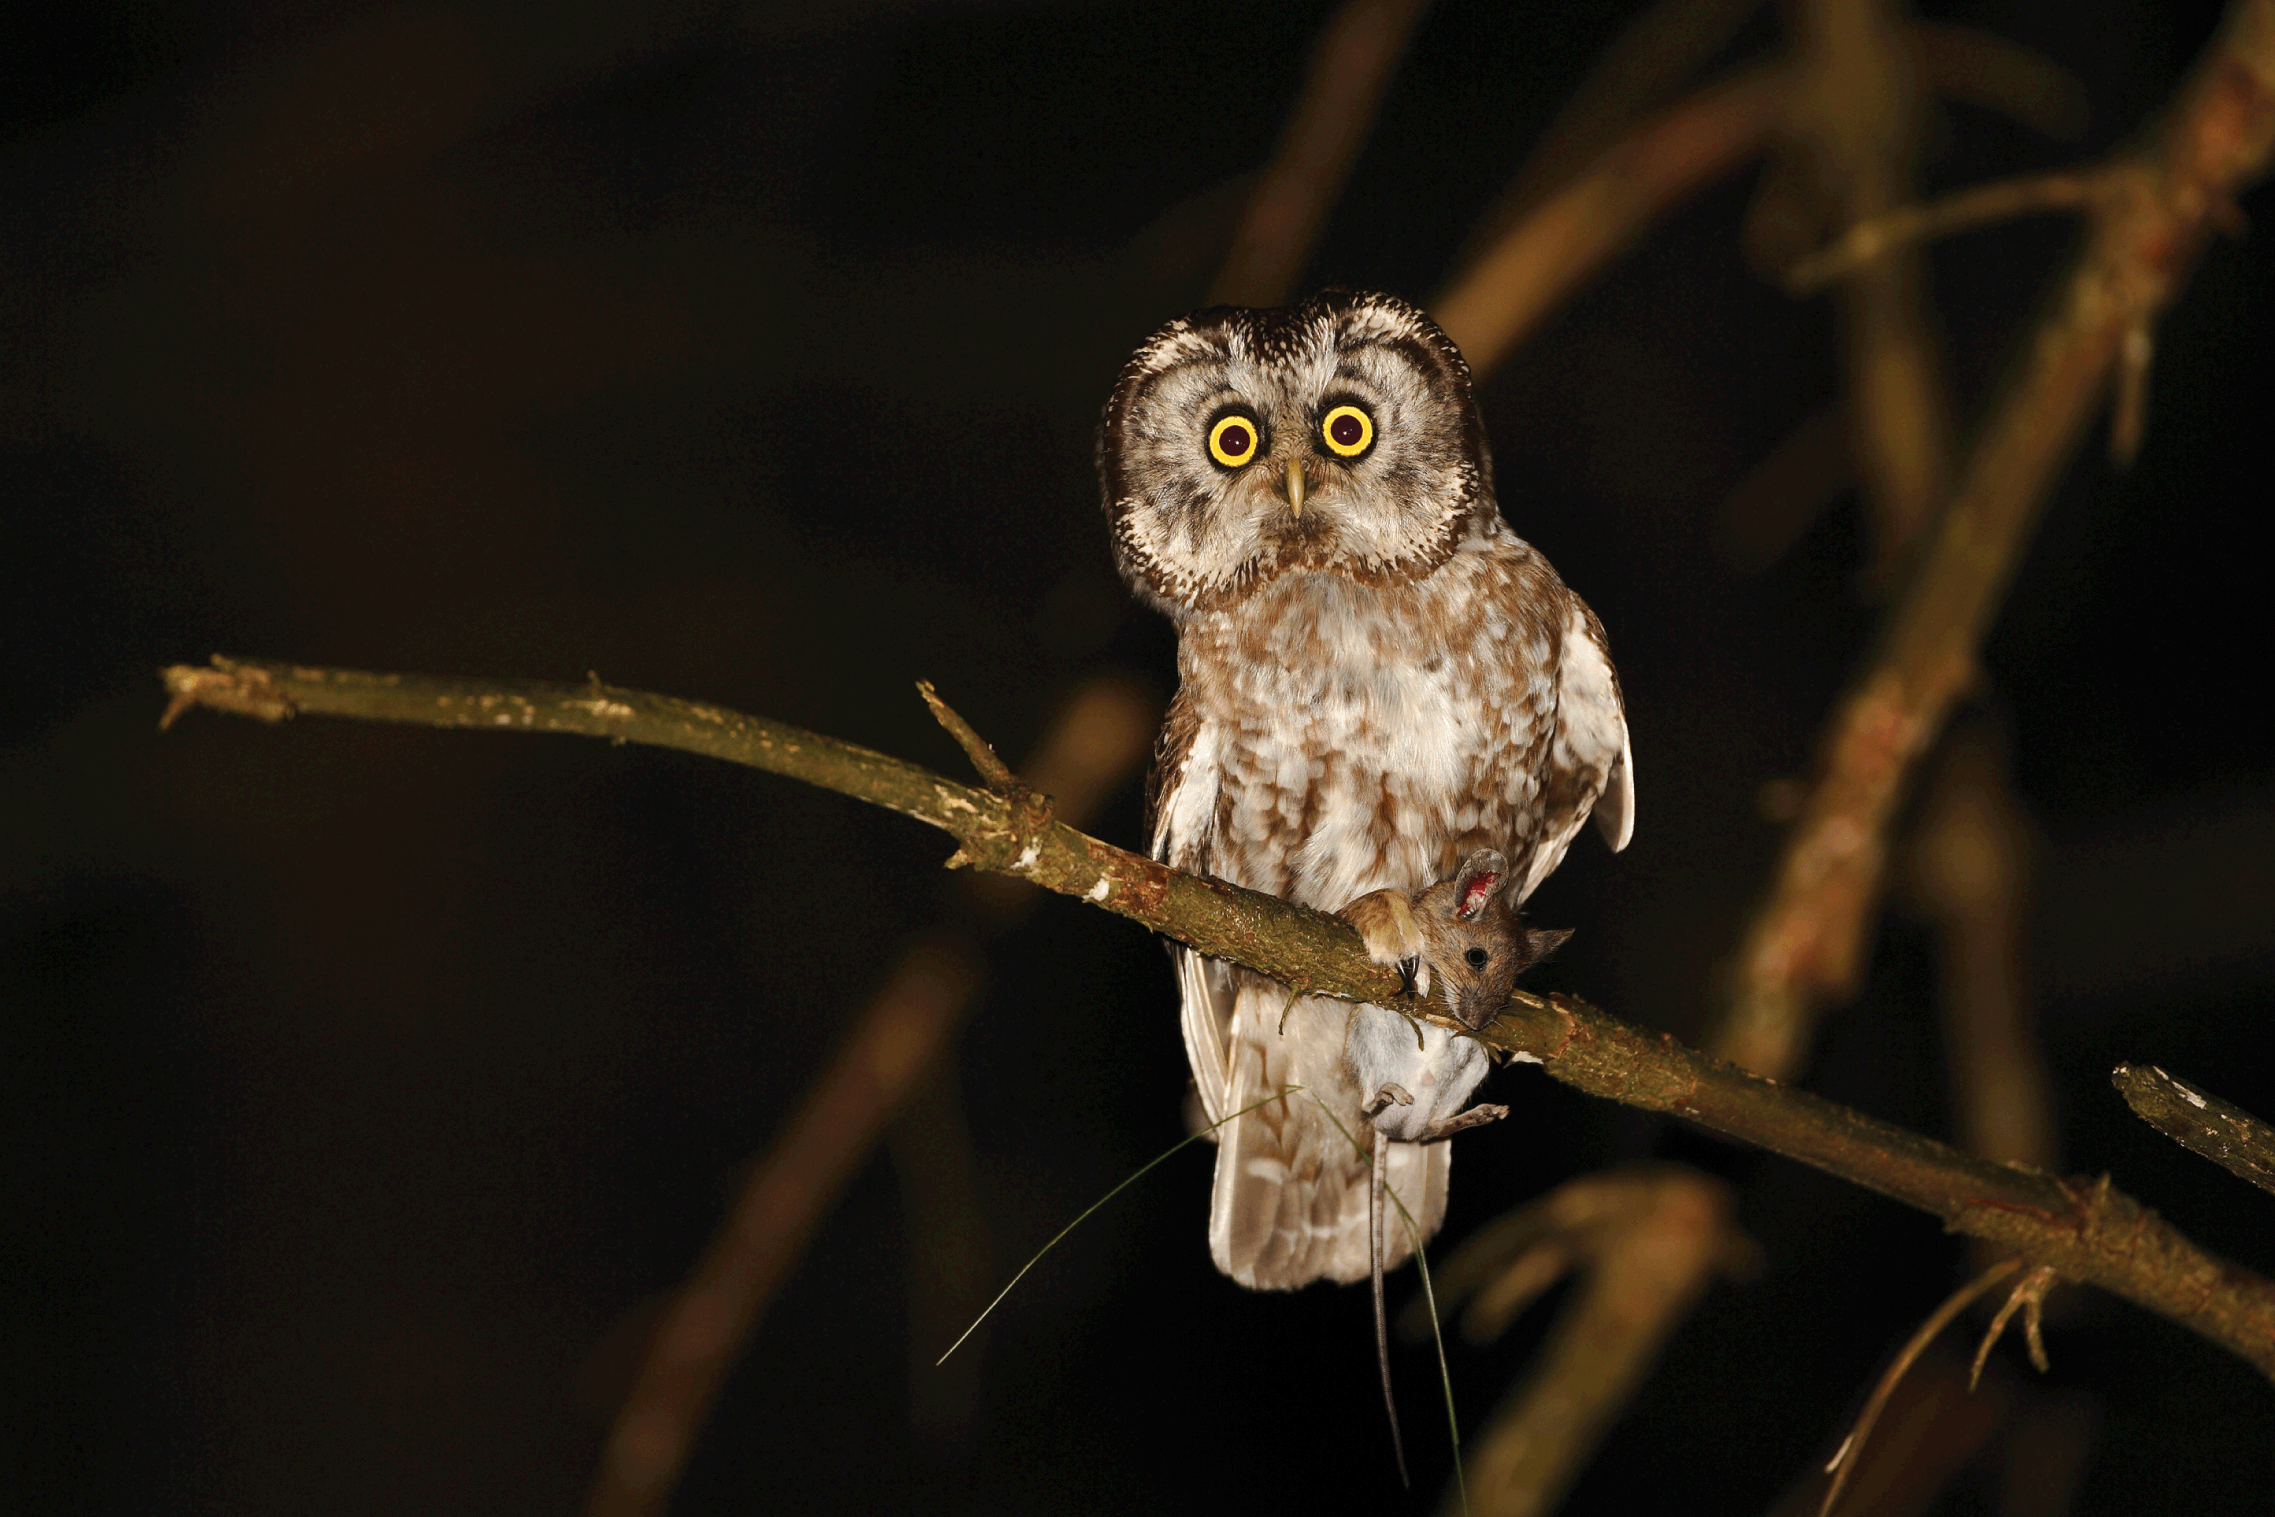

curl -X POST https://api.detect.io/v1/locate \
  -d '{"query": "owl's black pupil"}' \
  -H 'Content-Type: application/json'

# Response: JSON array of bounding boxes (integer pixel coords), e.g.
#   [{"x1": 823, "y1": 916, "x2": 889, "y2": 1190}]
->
[
  {"x1": 1221, "y1": 425, "x2": 1251, "y2": 456},
  {"x1": 1331, "y1": 413, "x2": 1365, "y2": 447},
  {"x1": 1465, "y1": 948, "x2": 1489, "y2": 968}
]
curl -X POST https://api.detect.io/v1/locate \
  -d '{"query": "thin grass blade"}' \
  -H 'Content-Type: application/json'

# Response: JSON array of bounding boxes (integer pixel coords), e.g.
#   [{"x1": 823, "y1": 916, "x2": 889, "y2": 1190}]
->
[{"x1": 935, "y1": 1086, "x2": 1303, "y2": 1365}]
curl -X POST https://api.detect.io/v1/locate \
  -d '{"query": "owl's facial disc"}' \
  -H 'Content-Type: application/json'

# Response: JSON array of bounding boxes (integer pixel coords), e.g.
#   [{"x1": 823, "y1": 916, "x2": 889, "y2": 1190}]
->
[{"x1": 1101, "y1": 291, "x2": 1491, "y2": 614}]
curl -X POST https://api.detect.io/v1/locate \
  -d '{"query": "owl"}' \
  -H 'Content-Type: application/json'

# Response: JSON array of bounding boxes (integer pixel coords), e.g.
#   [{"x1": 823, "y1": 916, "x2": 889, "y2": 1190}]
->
[{"x1": 1098, "y1": 289, "x2": 1633, "y2": 1292}]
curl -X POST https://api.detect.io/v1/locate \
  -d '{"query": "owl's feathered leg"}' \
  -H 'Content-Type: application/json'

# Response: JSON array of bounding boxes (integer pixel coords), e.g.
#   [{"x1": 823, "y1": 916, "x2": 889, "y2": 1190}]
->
[{"x1": 1363, "y1": 1085, "x2": 1412, "y2": 1488}]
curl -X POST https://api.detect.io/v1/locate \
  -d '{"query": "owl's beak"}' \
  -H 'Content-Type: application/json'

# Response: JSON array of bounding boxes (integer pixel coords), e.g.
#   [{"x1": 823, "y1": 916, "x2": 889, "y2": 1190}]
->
[{"x1": 1283, "y1": 457, "x2": 1307, "y2": 517}]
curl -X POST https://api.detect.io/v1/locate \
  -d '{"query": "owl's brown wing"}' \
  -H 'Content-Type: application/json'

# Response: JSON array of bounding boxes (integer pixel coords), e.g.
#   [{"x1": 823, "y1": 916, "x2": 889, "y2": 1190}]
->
[
  {"x1": 1174, "y1": 948, "x2": 1233, "y2": 1126},
  {"x1": 1141, "y1": 684, "x2": 1202, "y2": 864},
  {"x1": 1515, "y1": 596, "x2": 1635, "y2": 902},
  {"x1": 1209, "y1": 980, "x2": 1447, "y2": 1289},
  {"x1": 1147, "y1": 691, "x2": 1242, "y2": 1128}
]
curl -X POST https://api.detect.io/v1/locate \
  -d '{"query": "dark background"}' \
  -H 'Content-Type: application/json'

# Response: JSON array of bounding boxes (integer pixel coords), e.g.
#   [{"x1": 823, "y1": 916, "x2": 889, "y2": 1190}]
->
[{"x1": 5, "y1": 1, "x2": 2272, "y2": 1513}]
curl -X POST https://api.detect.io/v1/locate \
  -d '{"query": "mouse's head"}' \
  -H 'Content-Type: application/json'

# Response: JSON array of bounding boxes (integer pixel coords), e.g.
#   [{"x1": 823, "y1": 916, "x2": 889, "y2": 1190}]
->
[{"x1": 1414, "y1": 849, "x2": 1573, "y2": 1030}]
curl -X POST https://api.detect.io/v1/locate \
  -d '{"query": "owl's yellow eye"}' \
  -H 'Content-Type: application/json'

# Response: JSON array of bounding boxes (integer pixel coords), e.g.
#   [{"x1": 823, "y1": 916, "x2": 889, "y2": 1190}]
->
[
  {"x1": 1320, "y1": 404, "x2": 1374, "y2": 458},
  {"x1": 1208, "y1": 414, "x2": 1259, "y2": 468}
]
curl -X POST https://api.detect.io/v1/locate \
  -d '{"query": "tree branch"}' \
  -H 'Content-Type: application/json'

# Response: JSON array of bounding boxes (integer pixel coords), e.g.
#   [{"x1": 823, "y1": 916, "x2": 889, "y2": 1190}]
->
[
  {"x1": 2114, "y1": 1064, "x2": 2275, "y2": 1200},
  {"x1": 161, "y1": 656, "x2": 2275, "y2": 1380}
]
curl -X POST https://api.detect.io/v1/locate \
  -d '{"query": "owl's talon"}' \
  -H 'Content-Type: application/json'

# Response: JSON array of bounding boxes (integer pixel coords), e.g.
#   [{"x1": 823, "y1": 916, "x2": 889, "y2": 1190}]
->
[{"x1": 1339, "y1": 888, "x2": 1428, "y2": 993}]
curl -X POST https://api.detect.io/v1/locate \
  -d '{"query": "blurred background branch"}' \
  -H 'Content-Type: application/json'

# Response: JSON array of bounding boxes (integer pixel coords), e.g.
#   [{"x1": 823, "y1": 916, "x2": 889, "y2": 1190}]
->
[
  {"x1": 1784, "y1": 173, "x2": 2103, "y2": 293},
  {"x1": 1790, "y1": 0, "x2": 1954, "y2": 574},
  {"x1": 1718, "y1": 0, "x2": 2275, "y2": 1081},
  {"x1": 1906, "y1": 724, "x2": 2059, "y2": 1177},
  {"x1": 1207, "y1": 0, "x2": 1434, "y2": 308},
  {"x1": 586, "y1": 930, "x2": 983, "y2": 1513},
  {"x1": 583, "y1": 680, "x2": 1154, "y2": 1517},
  {"x1": 1416, "y1": 1167, "x2": 1751, "y2": 1517},
  {"x1": 1435, "y1": 63, "x2": 1790, "y2": 378}
]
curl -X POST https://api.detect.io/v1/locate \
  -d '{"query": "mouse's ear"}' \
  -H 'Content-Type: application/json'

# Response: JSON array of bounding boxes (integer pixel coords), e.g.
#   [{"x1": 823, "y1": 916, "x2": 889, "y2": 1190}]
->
[
  {"x1": 1451, "y1": 848, "x2": 1510, "y2": 921},
  {"x1": 1523, "y1": 927, "x2": 1574, "y2": 962}
]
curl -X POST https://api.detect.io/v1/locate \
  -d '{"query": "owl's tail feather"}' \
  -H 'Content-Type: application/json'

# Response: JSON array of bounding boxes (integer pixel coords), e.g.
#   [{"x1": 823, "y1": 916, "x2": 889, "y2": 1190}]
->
[{"x1": 1209, "y1": 986, "x2": 1448, "y2": 1288}]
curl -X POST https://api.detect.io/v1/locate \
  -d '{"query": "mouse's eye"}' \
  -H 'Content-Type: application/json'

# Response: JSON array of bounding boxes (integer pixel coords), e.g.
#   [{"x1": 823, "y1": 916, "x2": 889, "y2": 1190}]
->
[{"x1": 1464, "y1": 948, "x2": 1489, "y2": 969}]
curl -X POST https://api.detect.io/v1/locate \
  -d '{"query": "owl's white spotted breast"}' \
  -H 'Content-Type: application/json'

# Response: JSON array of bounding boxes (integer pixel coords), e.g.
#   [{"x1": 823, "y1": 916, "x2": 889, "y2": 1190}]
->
[{"x1": 1151, "y1": 518, "x2": 1582, "y2": 913}]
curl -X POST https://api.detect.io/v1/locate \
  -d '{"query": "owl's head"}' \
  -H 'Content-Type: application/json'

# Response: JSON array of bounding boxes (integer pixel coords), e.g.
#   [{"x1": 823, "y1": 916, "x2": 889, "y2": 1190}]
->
[{"x1": 1098, "y1": 289, "x2": 1493, "y2": 616}]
